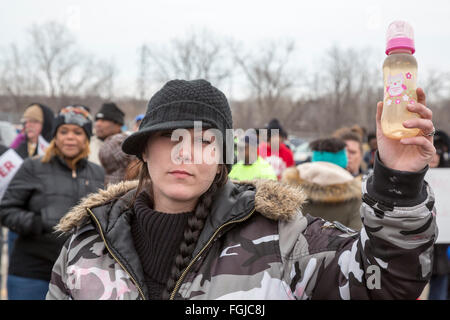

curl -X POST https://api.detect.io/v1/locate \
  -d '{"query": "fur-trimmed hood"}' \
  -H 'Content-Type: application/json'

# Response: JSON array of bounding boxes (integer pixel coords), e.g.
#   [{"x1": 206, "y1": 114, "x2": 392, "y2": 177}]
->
[
  {"x1": 56, "y1": 179, "x2": 307, "y2": 233},
  {"x1": 282, "y1": 162, "x2": 361, "y2": 203}
]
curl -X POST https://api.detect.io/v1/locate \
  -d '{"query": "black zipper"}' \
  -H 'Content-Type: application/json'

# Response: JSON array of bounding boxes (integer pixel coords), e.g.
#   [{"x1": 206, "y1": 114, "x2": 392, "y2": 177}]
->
[
  {"x1": 87, "y1": 208, "x2": 146, "y2": 300},
  {"x1": 169, "y1": 208, "x2": 256, "y2": 300}
]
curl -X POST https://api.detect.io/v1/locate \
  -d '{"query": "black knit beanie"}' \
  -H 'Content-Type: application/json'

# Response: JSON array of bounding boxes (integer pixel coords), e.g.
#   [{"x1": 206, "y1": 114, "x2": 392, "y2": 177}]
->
[
  {"x1": 95, "y1": 102, "x2": 125, "y2": 125},
  {"x1": 53, "y1": 105, "x2": 93, "y2": 140},
  {"x1": 122, "y1": 79, "x2": 233, "y2": 172},
  {"x1": 266, "y1": 118, "x2": 287, "y2": 138}
]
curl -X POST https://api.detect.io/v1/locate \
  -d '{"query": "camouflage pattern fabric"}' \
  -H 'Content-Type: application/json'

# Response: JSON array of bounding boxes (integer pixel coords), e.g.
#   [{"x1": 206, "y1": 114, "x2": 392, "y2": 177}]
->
[{"x1": 46, "y1": 164, "x2": 437, "y2": 300}]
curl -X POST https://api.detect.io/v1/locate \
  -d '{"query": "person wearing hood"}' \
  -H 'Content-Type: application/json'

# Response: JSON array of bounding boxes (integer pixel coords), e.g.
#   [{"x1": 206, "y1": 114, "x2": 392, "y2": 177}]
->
[
  {"x1": 282, "y1": 137, "x2": 362, "y2": 231},
  {"x1": 10, "y1": 103, "x2": 54, "y2": 159},
  {"x1": 0, "y1": 105, "x2": 104, "y2": 300},
  {"x1": 6, "y1": 103, "x2": 56, "y2": 264},
  {"x1": 45, "y1": 81, "x2": 436, "y2": 300}
]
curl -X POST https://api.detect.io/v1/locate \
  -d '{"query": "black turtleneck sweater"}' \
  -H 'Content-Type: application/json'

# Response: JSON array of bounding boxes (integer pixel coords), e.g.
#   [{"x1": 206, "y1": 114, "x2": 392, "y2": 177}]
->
[{"x1": 131, "y1": 191, "x2": 193, "y2": 299}]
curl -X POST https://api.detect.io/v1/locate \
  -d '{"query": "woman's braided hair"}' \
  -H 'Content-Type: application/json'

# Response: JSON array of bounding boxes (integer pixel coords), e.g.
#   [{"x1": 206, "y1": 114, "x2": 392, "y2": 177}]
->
[
  {"x1": 132, "y1": 161, "x2": 229, "y2": 299},
  {"x1": 162, "y1": 164, "x2": 228, "y2": 299}
]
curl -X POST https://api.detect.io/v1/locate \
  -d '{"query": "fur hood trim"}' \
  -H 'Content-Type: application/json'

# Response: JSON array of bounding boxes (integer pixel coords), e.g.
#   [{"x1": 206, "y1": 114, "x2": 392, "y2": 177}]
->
[
  {"x1": 56, "y1": 179, "x2": 307, "y2": 233},
  {"x1": 282, "y1": 164, "x2": 361, "y2": 203}
]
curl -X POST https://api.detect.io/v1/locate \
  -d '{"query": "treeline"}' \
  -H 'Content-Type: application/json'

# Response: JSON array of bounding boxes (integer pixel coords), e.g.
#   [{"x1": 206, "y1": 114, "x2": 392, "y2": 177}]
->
[{"x1": 1, "y1": 21, "x2": 449, "y2": 136}]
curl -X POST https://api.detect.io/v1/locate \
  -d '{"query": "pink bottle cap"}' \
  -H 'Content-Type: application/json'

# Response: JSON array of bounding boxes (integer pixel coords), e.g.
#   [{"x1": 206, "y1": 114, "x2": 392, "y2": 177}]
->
[{"x1": 385, "y1": 21, "x2": 415, "y2": 55}]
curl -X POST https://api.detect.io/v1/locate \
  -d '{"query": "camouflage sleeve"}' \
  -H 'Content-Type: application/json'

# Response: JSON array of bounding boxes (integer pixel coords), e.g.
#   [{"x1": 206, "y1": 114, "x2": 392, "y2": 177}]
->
[
  {"x1": 46, "y1": 235, "x2": 73, "y2": 300},
  {"x1": 287, "y1": 154, "x2": 437, "y2": 300}
]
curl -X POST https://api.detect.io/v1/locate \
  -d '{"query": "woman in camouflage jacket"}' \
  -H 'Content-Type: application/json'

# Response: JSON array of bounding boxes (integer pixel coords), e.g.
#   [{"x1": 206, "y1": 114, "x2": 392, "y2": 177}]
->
[{"x1": 47, "y1": 80, "x2": 437, "y2": 300}]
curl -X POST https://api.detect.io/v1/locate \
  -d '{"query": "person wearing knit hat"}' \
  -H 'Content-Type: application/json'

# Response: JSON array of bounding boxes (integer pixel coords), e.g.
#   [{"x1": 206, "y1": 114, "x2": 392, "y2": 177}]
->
[
  {"x1": 95, "y1": 102, "x2": 125, "y2": 125},
  {"x1": 265, "y1": 118, "x2": 288, "y2": 140},
  {"x1": 43, "y1": 104, "x2": 97, "y2": 170},
  {"x1": 257, "y1": 118, "x2": 294, "y2": 180},
  {"x1": 94, "y1": 101, "x2": 134, "y2": 186},
  {"x1": 122, "y1": 79, "x2": 234, "y2": 171},
  {"x1": 48, "y1": 81, "x2": 437, "y2": 302},
  {"x1": 0, "y1": 105, "x2": 104, "y2": 300},
  {"x1": 90, "y1": 102, "x2": 125, "y2": 167},
  {"x1": 94, "y1": 102, "x2": 125, "y2": 140},
  {"x1": 53, "y1": 105, "x2": 93, "y2": 139}
]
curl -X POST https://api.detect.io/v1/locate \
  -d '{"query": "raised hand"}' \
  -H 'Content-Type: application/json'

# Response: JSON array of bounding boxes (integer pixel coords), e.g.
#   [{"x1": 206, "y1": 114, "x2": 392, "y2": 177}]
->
[{"x1": 376, "y1": 88, "x2": 436, "y2": 172}]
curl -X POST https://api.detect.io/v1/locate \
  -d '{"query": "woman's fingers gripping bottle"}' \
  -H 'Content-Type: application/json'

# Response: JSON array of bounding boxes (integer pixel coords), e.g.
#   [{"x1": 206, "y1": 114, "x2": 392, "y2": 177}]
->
[{"x1": 382, "y1": 21, "x2": 420, "y2": 139}]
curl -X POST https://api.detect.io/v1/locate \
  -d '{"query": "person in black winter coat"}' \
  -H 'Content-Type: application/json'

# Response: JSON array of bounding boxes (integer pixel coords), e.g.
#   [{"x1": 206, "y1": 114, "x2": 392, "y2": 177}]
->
[
  {"x1": 0, "y1": 105, "x2": 104, "y2": 300},
  {"x1": 7, "y1": 103, "x2": 56, "y2": 258},
  {"x1": 11, "y1": 103, "x2": 55, "y2": 159}
]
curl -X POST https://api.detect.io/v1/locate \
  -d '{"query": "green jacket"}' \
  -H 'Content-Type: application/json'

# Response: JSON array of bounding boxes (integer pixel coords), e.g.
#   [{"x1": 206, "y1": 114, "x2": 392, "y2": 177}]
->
[{"x1": 229, "y1": 156, "x2": 277, "y2": 181}]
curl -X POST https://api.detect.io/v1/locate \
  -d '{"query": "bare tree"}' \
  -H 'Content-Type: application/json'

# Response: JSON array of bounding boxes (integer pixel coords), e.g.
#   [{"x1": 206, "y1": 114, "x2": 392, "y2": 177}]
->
[
  {"x1": 29, "y1": 21, "x2": 77, "y2": 98},
  {"x1": 231, "y1": 40, "x2": 300, "y2": 123},
  {"x1": 27, "y1": 21, "x2": 116, "y2": 99},
  {"x1": 0, "y1": 43, "x2": 44, "y2": 113},
  {"x1": 142, "y1": 29, "x2": 233, "y2": 88},
  {"x1": 315, "y1": 45, "x2": 382, "y2": 131},
  {"x1": 422, "y1": 69, "x2": 450, "y2": 104},
  {"x1": 82, "y1": 58, "x2": 116, "y2": 99}
]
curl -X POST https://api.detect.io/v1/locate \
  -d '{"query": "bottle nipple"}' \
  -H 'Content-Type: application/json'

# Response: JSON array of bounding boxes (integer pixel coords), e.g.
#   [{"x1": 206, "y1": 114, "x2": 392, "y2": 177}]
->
[{"x1": 385, "y1": 21, "x2": 415, "y2": 55}]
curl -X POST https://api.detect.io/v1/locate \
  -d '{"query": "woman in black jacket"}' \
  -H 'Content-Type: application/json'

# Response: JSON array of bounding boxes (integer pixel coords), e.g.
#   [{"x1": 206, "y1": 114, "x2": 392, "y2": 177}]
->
[
  {"x1": 0, "y1": 105, "x2": 104, "y2": 300},
  {"x1": 7, "y1": 103, "x2": 55, "y2": 262},
  {"x1": 47, "y1": 81, "x2": 437, "y2": 301},
  {"x1": 11, "y1": 103, "x2": 55, "y2": 159}
]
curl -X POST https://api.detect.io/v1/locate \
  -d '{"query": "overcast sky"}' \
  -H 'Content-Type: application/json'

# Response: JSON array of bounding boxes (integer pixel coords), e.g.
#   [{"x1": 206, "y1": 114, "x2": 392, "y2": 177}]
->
[{"x1": 1, "y1": 0, "x2": 449, "y2": 97}]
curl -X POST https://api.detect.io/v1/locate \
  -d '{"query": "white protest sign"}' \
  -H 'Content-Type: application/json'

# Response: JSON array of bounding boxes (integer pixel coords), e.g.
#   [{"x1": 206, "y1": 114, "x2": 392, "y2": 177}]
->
[
  {"x1": 0, "y1": 149, "x2": 23, "y2": 201},
  {"x1": 425, "y1": 168, "x2": 450, "y2": 244}
]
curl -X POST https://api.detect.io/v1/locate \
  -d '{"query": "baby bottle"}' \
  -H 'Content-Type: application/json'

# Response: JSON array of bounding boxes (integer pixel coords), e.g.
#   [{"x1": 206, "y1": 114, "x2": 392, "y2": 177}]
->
[{"x1": 381, "y1": 20, "x2": 420, "y2": 139}]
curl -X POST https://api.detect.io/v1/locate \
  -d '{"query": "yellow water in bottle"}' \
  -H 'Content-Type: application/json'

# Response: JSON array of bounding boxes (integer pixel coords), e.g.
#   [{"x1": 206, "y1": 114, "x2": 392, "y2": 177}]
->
[{"x1": 381, "y1": 21, "x2": 420, "y2": 139}]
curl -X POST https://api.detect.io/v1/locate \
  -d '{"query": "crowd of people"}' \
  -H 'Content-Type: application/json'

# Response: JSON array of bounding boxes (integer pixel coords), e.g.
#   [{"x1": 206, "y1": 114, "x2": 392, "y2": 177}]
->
[{"x1": 0, "y1": 79, "x2": 447, "y2": 300}]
